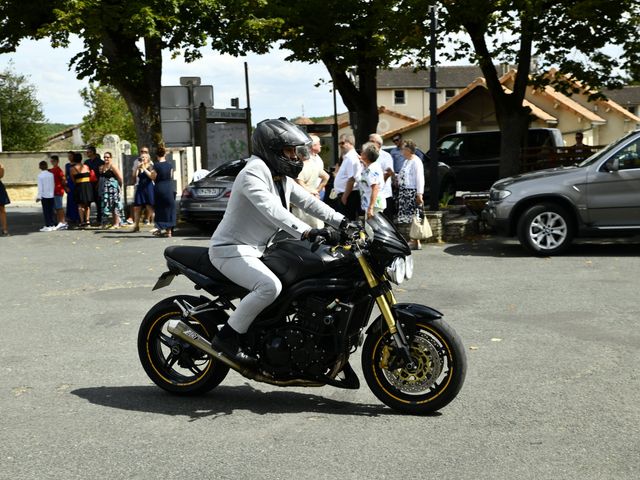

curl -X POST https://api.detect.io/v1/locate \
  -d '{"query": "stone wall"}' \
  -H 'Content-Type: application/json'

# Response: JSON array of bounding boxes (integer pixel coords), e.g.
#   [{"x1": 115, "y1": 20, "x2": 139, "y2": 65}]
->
[{"x1": 0, "y1": 134, "x2": 202, "y2": 205}]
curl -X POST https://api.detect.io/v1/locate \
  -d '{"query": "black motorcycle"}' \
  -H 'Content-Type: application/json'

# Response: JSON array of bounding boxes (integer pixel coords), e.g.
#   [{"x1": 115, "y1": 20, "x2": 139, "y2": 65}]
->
[{"x1": 137, "y1": 214, "x2": 467, "y2": 415}]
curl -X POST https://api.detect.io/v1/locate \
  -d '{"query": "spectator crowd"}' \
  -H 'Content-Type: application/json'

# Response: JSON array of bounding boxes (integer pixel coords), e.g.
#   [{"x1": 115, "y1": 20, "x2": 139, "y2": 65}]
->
[
  {"x1": 1, "y1": 128, "x2": 430, "y2": 248},
  {"x1": 0, "y1": 145, "x2": 177, "y2": 237},
  {"x1": 293, "y1": 132, "x2": 428, "y2": 250}
]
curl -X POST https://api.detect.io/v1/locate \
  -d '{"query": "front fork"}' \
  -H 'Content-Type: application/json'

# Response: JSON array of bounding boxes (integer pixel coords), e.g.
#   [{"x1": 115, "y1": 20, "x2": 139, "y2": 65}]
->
[{"x1": 356, "y1": 252, "x2": 416, "y2": 370}]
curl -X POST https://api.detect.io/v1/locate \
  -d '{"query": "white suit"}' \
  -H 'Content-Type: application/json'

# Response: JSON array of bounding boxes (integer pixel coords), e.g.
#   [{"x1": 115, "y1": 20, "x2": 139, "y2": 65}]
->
[{"x1": 209, "y1": 156, "x2": 344, "y2": 333}]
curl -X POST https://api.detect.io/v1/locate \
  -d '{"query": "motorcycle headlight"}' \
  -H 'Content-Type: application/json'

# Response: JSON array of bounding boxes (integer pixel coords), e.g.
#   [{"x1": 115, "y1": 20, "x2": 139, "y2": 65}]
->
[
  {"x1": 404, "y1": 255, "x2": 413, "y2": 280},
  {"x1": 386, "y1": 257, "x2": 406, "y2": 285}
]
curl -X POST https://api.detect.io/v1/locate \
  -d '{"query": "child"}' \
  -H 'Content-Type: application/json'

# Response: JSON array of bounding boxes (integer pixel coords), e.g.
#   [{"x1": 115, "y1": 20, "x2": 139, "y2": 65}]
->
[{"x1": 37, "y1": 161, "x2": 56, "y2": 232}]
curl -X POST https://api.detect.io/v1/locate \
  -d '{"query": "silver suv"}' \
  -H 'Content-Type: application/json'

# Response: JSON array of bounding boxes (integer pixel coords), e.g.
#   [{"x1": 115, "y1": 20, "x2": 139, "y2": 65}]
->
[{"x1": 483, "y1": 129, "x2": 640, "y2": 255}]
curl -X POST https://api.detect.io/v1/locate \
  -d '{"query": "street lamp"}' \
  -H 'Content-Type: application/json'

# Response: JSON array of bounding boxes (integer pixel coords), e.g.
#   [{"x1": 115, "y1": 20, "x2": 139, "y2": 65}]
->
[{"x1": 427, "y1": 4, "x2": 439, "y2": 211}]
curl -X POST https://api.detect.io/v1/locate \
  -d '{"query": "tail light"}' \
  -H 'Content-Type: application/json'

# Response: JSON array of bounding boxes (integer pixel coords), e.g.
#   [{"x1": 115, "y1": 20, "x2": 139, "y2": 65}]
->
[{"x1": 181, "y1": 187, "x2": 193, "y2": 199}]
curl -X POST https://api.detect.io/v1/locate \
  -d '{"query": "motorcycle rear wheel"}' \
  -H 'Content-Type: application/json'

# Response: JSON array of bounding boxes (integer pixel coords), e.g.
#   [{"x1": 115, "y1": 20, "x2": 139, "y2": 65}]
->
[
  {"x1": 137, "y1": 295, "x2": 230, "y2": 395},
  {"x1": 362, "y1": 318, "x2": 466, "y2": 415}
]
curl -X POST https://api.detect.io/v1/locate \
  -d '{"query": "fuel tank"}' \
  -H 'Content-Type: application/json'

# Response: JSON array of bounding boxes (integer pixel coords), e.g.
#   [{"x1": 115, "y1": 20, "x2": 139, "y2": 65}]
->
[{"x1": 262, "y1": 239, "x2": 353, "y2": 286}]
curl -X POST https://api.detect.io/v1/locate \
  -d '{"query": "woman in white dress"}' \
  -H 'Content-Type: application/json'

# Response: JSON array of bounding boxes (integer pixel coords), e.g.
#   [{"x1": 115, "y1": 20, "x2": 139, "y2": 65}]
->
[{"x1": 396, "y1": 140, "x2": 425, "y2": 249}]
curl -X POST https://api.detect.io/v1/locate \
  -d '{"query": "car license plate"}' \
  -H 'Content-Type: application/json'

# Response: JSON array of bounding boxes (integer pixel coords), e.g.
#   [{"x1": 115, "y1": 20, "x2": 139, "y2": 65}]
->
[{"x1": 197, "y1": 188, "x2": 222, "y2": 197}]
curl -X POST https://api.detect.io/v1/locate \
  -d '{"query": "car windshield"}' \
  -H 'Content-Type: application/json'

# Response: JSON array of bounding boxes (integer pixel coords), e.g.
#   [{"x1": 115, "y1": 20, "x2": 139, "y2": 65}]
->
[
  {"x1": 205, "y1": 160, "x2": 245, "y2": 178},
  {"x1": 577, "y1": 131, "x2": 639, "y2": 167}
]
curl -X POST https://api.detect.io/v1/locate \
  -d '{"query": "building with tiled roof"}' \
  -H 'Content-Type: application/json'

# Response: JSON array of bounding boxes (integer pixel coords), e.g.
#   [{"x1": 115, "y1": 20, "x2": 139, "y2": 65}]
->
[
  {"x1": 381, "y1": 68, "x2": 640, "y2": 151},
  {"x1": 376, "y1": 65, "x2": 513, "y2": 120},
  {"x1": 603, "y1": 86, "x2": 640, "y2": 117}
]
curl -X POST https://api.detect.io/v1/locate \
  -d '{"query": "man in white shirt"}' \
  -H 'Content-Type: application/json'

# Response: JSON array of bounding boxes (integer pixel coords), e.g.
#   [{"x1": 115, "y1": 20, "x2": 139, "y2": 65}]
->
[
  {"x1": 333, "y1": 134, "x2": 362, "y2": 220},
  {"x1": 368, "y1": 133, "x2": 395, "y2": 218},
  {"x1": 308, "y1": 135, "x2": 328, "y2": 198},
  {"x1": 36, "y1": 160, "x2": 56, "y2": 231}
]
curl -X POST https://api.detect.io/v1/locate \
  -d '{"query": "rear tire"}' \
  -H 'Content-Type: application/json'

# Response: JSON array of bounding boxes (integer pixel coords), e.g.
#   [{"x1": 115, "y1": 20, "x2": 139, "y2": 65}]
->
[
  {"x1": 137, "y1": 295, "x2": 230, "y2": 395},
  {"x1": 517, "y1": 203, "x2": 574, "y2": 256},
  {"x1": 362, "y1": 318, "x2": 467, "y2": 415}
]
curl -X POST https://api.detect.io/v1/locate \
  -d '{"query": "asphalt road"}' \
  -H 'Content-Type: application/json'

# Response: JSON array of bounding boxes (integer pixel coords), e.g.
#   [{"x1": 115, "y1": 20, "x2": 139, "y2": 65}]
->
[{"x1": 1, "y1": 208, "x2": 639, "y2": 479}]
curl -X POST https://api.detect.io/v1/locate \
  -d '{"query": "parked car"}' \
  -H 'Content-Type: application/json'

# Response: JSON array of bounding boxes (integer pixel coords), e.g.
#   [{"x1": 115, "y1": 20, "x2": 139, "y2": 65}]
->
[
  {"x1": 437, "y1": 128, "x2": 564, "y2": 192},
  {"x1": 179, "y1": 159, "x2": 246, "y2": 225},
  {"x1": 482, "y1": 129, "x2": 640, "y2": 255}
]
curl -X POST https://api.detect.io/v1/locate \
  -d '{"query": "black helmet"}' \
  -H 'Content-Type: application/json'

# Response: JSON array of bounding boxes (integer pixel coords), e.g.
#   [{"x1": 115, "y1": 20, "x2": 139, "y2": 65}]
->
[{"x1": 252, "y1": 118, "x2": 311, "y2": 178}]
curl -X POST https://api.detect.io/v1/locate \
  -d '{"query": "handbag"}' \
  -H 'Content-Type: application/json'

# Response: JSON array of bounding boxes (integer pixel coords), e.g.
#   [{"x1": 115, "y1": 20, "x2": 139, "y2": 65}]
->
[
  {"x1": 89, "y1": 168, "x2": 97, "y2": 183},
  {"x1": 410, "y1": 210, "x2": 433, "y2": 240}
]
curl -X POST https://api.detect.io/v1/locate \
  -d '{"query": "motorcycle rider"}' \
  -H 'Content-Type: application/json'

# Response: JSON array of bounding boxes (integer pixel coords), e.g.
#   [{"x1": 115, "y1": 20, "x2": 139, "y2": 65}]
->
[{"x1": 209, "y1": 118, "x2": 348, "y2": 366}]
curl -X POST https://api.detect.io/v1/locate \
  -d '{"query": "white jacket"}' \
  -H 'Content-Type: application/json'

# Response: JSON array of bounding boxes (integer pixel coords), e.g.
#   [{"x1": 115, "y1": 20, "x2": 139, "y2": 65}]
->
[{"x1": 210, "y1": 156, "x2": 344, "y2": 258}]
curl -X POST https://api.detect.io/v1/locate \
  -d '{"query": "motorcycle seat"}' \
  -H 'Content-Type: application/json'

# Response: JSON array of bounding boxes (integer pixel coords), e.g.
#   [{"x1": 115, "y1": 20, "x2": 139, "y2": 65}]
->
[{"x1": 164, "y1": 246, "x2": 229, "y2": 283}]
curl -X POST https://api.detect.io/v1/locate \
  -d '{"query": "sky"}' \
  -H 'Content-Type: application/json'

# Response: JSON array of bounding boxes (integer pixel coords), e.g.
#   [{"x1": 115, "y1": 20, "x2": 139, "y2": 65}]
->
[{"x1": 0, "y1": 37, "x2": 347, "y2": 125}]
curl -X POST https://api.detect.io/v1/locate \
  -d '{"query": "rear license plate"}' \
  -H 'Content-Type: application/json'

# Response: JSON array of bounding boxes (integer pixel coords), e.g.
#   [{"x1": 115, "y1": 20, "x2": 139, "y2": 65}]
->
[
  {"x1": 153, "y1": 272, "x2": 176, "y2": 290},
  {"x1": 197, "y1": 188, "x2": 222, "y2": 197}
]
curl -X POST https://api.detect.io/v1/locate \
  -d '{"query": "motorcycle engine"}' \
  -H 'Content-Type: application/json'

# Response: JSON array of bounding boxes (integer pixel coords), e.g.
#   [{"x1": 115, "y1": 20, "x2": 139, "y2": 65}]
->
[{"x1": 262, "y1": 295, "x2": 339, "y2": 376}]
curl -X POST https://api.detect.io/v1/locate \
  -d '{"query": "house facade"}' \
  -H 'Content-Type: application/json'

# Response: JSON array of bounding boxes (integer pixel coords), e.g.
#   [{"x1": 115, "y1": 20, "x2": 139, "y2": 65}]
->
[{"x1": 379, "y1": 67, "x2": 640, "y2": 151}]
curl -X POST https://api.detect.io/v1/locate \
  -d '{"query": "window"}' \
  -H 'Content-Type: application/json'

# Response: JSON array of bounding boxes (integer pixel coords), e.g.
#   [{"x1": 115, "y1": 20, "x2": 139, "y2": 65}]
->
[
  {"x1": 206, "y1": 159, "x2": 246, "y2": 178},
  {"x1": 611, "y1": 139, "x2": 640, "y2": 170},
  {"x1": 445, "y1": 89, "x2": 457, "y2": 102},
  {"x1": 393, "y1": 90, "x2": 406, "y2": 105}
]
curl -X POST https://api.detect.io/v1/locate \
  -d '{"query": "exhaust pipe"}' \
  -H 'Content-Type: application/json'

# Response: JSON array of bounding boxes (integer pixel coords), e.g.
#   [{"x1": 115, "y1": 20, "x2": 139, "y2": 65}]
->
[
  {"x1": 166, "y1": 319, "x2": 253, "y2": 376},
  {"x1": 166, "y1": 319, "x2": 326, "y2": 387}
]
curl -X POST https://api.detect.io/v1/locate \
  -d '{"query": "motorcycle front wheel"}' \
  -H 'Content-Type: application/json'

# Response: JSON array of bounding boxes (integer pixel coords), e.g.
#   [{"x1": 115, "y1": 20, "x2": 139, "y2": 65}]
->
[
  {"x1": 362, "y1": 318, "x2": 467, "y2": 415},
  {"x1": 137, "y1": 295, "x2": 230, "y2": 395}
]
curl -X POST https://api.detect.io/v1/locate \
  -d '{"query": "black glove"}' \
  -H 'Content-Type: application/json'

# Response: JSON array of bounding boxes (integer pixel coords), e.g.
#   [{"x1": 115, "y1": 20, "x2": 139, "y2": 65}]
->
[
  {"x1": 305, "y1": 227, "x2": 340, "y2": 244},
  {"x1": 339, "y1": 218, "x2": 363, "y2": 238}
]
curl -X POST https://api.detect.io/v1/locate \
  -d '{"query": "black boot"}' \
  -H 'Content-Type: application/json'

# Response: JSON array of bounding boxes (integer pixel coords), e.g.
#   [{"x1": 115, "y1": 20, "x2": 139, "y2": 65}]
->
[{"x1": 211, "y1": 324, "x2": 258, "y2": 367}]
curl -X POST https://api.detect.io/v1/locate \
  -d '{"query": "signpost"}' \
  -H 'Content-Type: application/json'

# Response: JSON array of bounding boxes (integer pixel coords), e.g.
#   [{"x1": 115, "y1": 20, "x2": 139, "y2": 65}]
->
[{"x1": 162, "y1": 63, "x2": 252, "y2": 172}]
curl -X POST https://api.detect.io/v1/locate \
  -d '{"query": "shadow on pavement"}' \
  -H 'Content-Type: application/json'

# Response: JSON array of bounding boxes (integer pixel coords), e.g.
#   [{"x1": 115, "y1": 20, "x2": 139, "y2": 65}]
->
[
  {"x1": 444, "y1": 237, "x2": 640, "y2": 258},
  {"x1": 2, "y1": 207, "x2": 211, "y2": 239},
  {"x1": 2, "y1": 208, "x2": 46, "y2": 236},
  {"x1": 71, "y1": 384, "x2": 406, "y2": 420}
]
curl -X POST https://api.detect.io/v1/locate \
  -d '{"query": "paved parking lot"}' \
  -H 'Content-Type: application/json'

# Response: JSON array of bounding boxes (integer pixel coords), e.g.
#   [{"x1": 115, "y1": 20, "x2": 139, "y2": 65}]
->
[{"x1": 1, "y1": 207, "x2": 639, "y2": 479}]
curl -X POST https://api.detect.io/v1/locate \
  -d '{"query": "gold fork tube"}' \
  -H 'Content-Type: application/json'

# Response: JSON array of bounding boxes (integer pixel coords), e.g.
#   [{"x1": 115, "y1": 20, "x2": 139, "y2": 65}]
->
[{"x1": 356, "y1": 253, "x2": 397, "y2": 335}]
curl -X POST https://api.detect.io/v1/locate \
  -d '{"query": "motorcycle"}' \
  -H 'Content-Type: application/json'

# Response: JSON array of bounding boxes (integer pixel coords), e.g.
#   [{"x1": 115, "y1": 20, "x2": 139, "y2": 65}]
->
[{"x1": 137, "y1": 214, "x2": 467, "y2": 415}]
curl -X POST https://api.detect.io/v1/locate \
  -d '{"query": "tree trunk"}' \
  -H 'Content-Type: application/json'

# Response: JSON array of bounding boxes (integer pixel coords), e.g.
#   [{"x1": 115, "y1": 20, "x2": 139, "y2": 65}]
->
[
  {"x1": 496, "y1": 105, "x2": 531, "y2": 178},
  {"x1": 326, "y1": 59, "x2": 379, "y2": 149},
  {"x1": 465, "y1": 17, "x2": 534, "y2": 180},
  {"x1": 101, "y1": 34, "x2": 164, "y2": 154}
]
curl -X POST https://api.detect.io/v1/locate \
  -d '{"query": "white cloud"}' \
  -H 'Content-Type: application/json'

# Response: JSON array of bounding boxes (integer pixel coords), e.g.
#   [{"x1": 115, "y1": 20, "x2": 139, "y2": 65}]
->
[{"x1": 0, "y1": 38, "x2": 345, "y2": 125}]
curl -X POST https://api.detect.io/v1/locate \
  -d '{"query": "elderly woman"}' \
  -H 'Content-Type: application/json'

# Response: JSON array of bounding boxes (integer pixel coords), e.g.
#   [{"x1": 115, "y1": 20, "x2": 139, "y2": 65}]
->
[
  {"x1": 396, "y1": 139, "x2": 425, "y2": 249},
  {"x1": 357, "y1": 142, "x2": 386, "y2": 220}
]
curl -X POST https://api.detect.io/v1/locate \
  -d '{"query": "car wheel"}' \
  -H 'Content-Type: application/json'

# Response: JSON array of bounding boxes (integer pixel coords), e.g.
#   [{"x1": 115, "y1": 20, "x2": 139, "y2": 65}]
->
[{"x1": 517, "y1": 203, "x2": 574, "y2": 256}]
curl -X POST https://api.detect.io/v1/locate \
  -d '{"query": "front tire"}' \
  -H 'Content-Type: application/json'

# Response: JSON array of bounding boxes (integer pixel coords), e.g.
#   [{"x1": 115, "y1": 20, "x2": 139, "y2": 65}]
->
[
  {"x1": 517, "y1": 203, "x2": 574, "y2": 256},
  {"x1": 362, "y1": 319, "x2": 467, "y2": 415},
  {"x1": 137, "y1": 295, "x2": 230, "y2": 395}
]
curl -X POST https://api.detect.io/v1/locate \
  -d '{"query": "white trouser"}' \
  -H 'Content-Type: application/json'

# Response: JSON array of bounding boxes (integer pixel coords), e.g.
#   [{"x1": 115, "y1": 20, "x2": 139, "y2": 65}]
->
[{"x1": 209, "y1": 254, "x2": 282, "y2": 334}]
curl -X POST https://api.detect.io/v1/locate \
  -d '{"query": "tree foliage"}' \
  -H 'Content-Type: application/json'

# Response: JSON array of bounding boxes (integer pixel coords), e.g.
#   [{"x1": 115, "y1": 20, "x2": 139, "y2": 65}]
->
[
  {"x1": 0, "y1": 64, "x2": 48, "y2": 151},
  {"x1": 221, "y1": 0, "x2": 431, "y2": 146},
  {"x1": 80, "y1": 83, "x2": 137, "y2": 148},
  {"x1": 0, "y1": 1, "x2": 245, "y2": 152}
]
